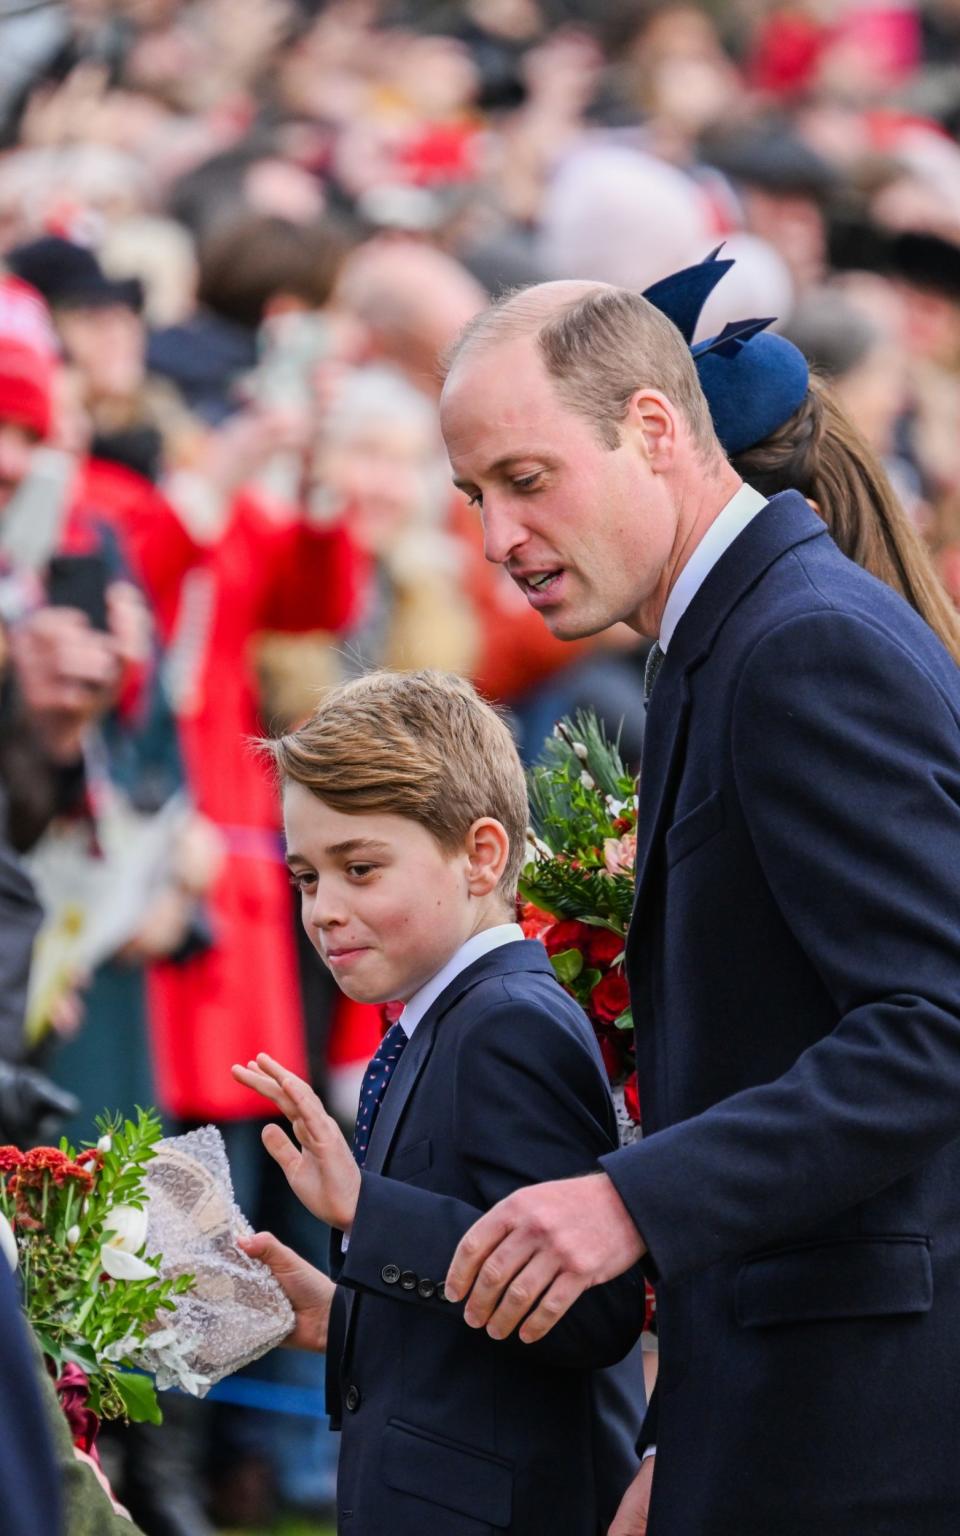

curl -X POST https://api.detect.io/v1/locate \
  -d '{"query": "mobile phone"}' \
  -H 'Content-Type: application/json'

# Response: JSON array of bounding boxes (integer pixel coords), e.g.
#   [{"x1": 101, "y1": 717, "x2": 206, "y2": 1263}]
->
[{"x1": 46, "y1": 553, "x2": 110, "y2": 632}]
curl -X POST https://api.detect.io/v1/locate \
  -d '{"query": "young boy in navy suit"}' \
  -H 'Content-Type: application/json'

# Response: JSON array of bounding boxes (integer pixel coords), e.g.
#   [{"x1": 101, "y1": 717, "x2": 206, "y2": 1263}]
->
[{"x1": 233, "y1": 669, "x2": 645, "y2": 1535}]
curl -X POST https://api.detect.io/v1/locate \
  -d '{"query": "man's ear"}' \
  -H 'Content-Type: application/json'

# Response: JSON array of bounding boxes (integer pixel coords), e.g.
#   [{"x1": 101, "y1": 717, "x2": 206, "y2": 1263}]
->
[
  {"x1": 624, "y1": 389, "x2": 677, "y2": 470},
  {"x1": 464, "y1": 818, "x2": 510, "y2": 897}
]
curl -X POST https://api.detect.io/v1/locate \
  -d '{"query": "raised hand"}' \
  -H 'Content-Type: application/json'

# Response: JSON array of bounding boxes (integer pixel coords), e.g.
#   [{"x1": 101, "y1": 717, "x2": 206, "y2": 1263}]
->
[
  {"x1": 237, "y1": 1230, "x2": 335, "y2": 1353},
  {"x1": 231, "y1": 1053, "x2": 361, "y2": 1231}
]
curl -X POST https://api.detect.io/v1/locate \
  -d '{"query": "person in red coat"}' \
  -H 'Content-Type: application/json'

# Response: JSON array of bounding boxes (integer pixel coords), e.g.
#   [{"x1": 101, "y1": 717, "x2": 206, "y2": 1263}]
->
[{"x1": 142, "y1": 470, "x2": 363, "y2": 1126}]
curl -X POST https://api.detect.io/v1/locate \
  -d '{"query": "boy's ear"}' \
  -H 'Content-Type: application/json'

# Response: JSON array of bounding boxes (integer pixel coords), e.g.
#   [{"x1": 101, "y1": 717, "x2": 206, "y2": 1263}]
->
[{"x1": 464, "y1": 818, "x2": 510, "y2": 897}]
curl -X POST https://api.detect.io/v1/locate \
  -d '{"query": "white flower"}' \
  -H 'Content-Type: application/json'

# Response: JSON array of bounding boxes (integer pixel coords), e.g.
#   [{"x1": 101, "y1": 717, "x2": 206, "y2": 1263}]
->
[
  {"x1": 102, "y1": 1204, "x2": 148, "y2": 1254},
  {"x1": 572, "y1": 742, "x2": 589, "y2": 762},
  {"x1": 100, "y1": 1246, "x2": 155, "y2": 1281},
  {"x1": 0, "y1": 1212, "x2": 18, "y2": 1271},
  {"x1": 66, "y1": 1224, "x2": 81, "y2": 1247},
  {"x1": 96, "y1": 1134, "x2": 113, "y2": 1154},
  {"x1": 580, "y1": 771, "x2": 596, "y2": 790}
]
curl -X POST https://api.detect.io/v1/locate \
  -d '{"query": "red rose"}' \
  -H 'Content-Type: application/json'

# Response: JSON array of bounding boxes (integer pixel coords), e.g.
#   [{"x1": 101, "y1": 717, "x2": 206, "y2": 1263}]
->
[
  {"x1": 590, "y1": 970, "x2": 630, "y2": 1023},
  {"x1": 596, "y1": 1030, "x2": 625, "y2": 1085},
  {"x1": 623, "y1": 1070, "x2": 641, "y2": 1124},
  {"x1": 542, "y1": 919, "x2": 592, "y2": 956},
  {"x1": 518, "y1": 902, "x2": 554, "y2": 941},
  {"x1": 585, "y1": 928, "x2": 625, "y2": 968}
]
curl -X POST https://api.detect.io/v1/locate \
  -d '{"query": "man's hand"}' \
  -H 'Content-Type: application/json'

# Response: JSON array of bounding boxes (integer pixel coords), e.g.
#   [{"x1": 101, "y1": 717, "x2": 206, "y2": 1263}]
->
[
  {"x1": 9, "y1": 606, "x2": 121, "y2": 759},
  {"x1": 610, "y1": 1457, "x2": 656, "y2": 1536},
  {"x1": 231, "y1": 1053, "x2": 361, "y2": 1231},
  {"x1": 237, "y1": 1230, "x2": 335, "y2": 1352},
  {"x1": 445, "y1": 1171, "x2": 644, "y2": 1343}
]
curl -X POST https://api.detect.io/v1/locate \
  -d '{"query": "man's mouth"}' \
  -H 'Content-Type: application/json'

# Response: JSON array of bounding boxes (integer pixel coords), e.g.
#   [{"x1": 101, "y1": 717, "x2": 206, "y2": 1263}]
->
[{"x1": 513, "y1": 568, "x2": 564, "y2": 602}]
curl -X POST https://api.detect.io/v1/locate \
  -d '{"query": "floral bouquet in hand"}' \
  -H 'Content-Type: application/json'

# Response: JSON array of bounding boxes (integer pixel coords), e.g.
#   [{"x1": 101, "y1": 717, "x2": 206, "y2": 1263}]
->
[
  {"x1": 519, "y1": 713, "x2": 640, "y2": 1142},
  {"x1": 0, "y1": 1109, "x2": 194, "y2": 1433}
]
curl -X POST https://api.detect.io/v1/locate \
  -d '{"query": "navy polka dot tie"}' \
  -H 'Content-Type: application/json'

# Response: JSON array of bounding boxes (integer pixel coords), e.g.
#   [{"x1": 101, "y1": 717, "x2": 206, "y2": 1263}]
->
[{"x1": 352, "y1": 1021, "x2": 409, "y2": 1168}]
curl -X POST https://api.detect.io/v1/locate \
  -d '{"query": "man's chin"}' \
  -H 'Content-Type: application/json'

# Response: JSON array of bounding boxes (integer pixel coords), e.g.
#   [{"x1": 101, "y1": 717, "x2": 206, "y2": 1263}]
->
[{"x1": 541, "y1": 605, "x2": 617, "y2": 642}]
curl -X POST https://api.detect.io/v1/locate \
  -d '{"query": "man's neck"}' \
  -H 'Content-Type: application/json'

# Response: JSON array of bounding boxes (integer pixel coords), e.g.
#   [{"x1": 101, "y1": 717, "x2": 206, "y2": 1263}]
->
[{"x1": 631, "y1": 461, "x2": 742, "y2": 640}]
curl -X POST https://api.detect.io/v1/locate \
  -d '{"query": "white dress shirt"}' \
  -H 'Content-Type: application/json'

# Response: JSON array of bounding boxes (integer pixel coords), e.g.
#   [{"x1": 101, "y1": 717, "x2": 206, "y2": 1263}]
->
[
  {"x1": 659, "y1": 482, "x2": 768, "y2": 651},
  {"x1": 398, "y1": 922, "x2": 526, "y2": 1038}
]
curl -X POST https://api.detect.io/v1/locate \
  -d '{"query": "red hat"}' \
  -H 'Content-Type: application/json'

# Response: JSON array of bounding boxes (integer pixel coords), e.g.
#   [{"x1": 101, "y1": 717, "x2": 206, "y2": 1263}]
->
[
  {"x1": 0, "y1": 276, "x2": 58, "y2": 438},
  {"x1": 0, "y1": 341, "x2": 54, "y2": 438}
]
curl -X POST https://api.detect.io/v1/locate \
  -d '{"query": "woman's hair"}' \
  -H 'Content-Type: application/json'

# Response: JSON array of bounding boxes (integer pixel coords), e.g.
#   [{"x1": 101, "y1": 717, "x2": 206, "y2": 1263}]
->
[{"x1": 732, "y1": 375, "x2": 960, "y2": 665}]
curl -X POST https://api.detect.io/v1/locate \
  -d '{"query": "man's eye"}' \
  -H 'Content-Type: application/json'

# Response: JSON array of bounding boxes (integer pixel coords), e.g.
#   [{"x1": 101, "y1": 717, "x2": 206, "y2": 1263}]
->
[
  {"x1": 466, "y1": 491, "x2": 482, "y2": 509},
  {"x1": 289, "y1": 871, "x2": 317, "y2": 892},
  {"x1": 513, "y1": 473, "x2": 541, "y2": 493},
  {"x1": 347, "y1": 864, "x2": 376, "y2": 879}
]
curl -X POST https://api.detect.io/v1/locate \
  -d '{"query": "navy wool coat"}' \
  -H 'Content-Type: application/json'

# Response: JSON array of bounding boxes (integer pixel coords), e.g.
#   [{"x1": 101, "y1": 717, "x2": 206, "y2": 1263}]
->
[{"x1": 601, "y1": 492, "x2": 960, "y2": 1535}]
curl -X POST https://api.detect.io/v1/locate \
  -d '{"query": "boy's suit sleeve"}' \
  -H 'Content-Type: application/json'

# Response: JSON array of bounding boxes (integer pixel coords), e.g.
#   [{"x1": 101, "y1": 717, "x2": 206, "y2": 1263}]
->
[{"x1": 337, "y1": 993, "x2": 646, "y2": 1368}]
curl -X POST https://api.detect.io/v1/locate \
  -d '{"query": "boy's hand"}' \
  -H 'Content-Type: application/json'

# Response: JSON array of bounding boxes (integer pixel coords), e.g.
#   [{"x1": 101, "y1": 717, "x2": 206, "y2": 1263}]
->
[
  {"x1": 238, "y1": 1230, "x2": 335, "y2": 1352},
  {"x1": 231, "y1": 1053, "x2": 361, "y2": 1231}
]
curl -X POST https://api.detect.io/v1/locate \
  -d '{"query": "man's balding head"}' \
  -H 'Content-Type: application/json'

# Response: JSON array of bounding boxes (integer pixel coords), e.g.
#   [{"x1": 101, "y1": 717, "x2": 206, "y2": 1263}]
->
[{"x1": 444, "y1": 280, "x2": 717, "y2": 456}]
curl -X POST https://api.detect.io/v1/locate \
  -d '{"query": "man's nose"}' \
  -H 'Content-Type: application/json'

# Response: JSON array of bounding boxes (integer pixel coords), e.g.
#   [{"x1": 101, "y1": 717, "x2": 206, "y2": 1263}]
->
[{"x1": 482, "y1": 500, "x2": 527, "y2": 566}]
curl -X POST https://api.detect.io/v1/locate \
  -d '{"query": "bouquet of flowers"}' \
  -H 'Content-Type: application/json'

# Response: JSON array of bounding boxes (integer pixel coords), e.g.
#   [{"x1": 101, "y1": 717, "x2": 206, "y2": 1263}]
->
[
  {"x1": 519, "y1": 713, "x2": 640, "y2": 1142},
  {"x1": 0, "y1": 1113, "x2": 296, "y2": 1447},
  {"x1": 0, "y1": 1109, "x2": 193, "y2": 1428}
]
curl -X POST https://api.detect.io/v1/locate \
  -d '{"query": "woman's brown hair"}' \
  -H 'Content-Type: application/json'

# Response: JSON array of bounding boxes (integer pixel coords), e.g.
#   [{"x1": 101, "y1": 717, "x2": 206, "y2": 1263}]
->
[{"x1": 732, "y1": 375, "x2": 960, "y2": 666}]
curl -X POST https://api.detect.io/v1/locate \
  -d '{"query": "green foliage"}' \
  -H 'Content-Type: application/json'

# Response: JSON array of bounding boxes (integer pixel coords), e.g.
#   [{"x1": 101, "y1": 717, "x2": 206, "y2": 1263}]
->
[
  {"x1": 520, "y1": 713, "x2": 638, "y2": 934},
  {"x1": 5, "y1": 1106, "x2": 195, "y2": 1424}
]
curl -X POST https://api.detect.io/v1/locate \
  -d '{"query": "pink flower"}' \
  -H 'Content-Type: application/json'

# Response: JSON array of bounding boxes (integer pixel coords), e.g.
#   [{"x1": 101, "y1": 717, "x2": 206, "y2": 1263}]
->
[{"x1": 603, "y1": 834, "x2": 637, "y2": 877}]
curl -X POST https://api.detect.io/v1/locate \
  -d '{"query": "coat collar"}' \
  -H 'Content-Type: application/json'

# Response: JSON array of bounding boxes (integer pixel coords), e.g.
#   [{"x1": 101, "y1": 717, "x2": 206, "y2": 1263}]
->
[
  {"x1": 630, "y1": 491, "x2": 826, "y2": 927},
  {"x1": 665, "y1": 490, "x2": 826, "y2": 678}
]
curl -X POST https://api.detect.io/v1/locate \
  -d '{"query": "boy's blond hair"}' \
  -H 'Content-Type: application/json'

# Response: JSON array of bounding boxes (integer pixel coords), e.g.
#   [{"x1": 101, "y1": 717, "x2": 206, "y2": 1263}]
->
[{"x1": 263, "y1": 670, "x2": 529, "y2": 899}]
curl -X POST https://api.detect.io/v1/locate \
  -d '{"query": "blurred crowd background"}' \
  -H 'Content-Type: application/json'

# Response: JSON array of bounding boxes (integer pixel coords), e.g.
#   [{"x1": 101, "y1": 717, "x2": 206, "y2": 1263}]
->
[{"x1": 4, "y1": 0, "x2": 960, "y2": 1529}]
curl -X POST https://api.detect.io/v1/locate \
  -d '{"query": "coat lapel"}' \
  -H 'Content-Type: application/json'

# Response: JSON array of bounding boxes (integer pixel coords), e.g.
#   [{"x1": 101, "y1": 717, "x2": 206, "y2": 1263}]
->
[
  {"x1": 629, "y1": 491, "x2": 827, "y2": 945},
  {"x1": 337, "y1": 940, "x2": 551, "y2": 1370}
]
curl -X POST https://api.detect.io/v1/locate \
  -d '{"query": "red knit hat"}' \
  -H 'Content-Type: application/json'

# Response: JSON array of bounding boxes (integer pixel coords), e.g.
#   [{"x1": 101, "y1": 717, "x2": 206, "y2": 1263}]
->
[
  {"x1": 0, "y1": 341, "x2": 55, "y2": 438},
  {"x1": 0, "y1": 275, "x2": 58, "y2": 438}
]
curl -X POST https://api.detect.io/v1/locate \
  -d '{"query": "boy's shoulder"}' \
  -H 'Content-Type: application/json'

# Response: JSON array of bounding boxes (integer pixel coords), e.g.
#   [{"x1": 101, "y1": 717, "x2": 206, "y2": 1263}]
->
[{"x1": 445, "y1": 942, "x2": 603, "y2": 1062}]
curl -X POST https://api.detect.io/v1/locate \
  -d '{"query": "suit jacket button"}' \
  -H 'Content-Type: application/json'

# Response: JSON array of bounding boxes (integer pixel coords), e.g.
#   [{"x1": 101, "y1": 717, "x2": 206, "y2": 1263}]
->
[
  {"x1": 417, "y1": 1278, "x2": 436, "y2": 1299},
  {"x1": 435, "y1": 1283, "x2": 448, "y2": 1303},
  {"x1": 400, "y1": 1270, "x2": 417, "y2": 1291},
  {"x1": 345, "y1": 1385, "x2": 361, "y2": 1412},
  {"x1": 381, "y1": 1264, "x2": 401, "y2": 1285}
]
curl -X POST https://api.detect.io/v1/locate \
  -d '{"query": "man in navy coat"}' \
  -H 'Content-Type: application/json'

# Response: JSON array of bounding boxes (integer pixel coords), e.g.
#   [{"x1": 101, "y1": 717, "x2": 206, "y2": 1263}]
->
[{"x1": 440, "y1": 280, "x2": 960, "y2": 1535}]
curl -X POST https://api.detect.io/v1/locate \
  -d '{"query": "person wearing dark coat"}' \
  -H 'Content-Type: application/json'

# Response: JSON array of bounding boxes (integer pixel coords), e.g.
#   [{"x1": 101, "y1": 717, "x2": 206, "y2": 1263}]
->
[{"x1": 439, "y1": 279, "x2": 960, "y2": 1536}]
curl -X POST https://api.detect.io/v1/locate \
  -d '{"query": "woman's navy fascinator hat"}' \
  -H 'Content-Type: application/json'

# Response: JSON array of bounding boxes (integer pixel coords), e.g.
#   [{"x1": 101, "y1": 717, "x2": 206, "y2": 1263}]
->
[{"x1": 642, "y1": 246, "x2": 809, "y2": 457}]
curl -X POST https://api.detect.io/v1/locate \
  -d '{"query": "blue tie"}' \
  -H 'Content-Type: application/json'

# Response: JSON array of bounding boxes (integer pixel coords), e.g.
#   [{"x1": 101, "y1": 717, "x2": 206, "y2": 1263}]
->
[{"x1": 352, "y1": 1020, "x2": 409, "y2": 1168}]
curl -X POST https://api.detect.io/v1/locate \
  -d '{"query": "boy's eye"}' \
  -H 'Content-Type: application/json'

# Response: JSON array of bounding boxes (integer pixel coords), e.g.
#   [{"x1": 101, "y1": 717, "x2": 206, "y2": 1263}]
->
[{"x1": 347, "y1": 863, "x2": 376, "y2": 880}]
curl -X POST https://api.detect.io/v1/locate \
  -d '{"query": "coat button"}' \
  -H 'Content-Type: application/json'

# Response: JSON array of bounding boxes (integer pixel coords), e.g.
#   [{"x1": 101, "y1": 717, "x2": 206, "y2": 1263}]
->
[
  {"x1": 435, "y1": 1282, "x2": 448, "y2": 1303},
  {"x1": 381, "y1": 1264, "x2": 401, "y2": 1285},
  {"x1": 345, "y1": 1384, "x2": 361, "y2": 1412},
  {"x1": 400, "y1": 1270, "x2": 417, "y2": 1291},
  {"x1": 417, "y1": 1278, "x2": 436, "y2": 1300}
]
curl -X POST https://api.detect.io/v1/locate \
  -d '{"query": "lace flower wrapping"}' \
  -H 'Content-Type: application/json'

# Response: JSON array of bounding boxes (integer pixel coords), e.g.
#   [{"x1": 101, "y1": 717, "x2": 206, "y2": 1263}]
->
[{"x1": 138, "y1": 1126, "x2": 294, "y2": 1395}]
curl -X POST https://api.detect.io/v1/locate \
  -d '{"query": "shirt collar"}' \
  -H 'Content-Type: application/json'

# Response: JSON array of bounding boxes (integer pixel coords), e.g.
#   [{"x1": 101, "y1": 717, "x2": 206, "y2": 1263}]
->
[
  {"x1": 398, "y1": 923, "x2": 525, "y2": 1038},
  {"x1": 659, "y1": 482, "x2": 767, "y2": 653}
]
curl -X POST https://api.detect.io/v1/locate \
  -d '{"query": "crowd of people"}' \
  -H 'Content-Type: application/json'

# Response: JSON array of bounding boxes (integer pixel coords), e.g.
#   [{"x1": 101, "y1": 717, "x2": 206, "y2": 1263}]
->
[{"x1": 4, "y1": 0, "x2": 960, "y2": 1530}]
